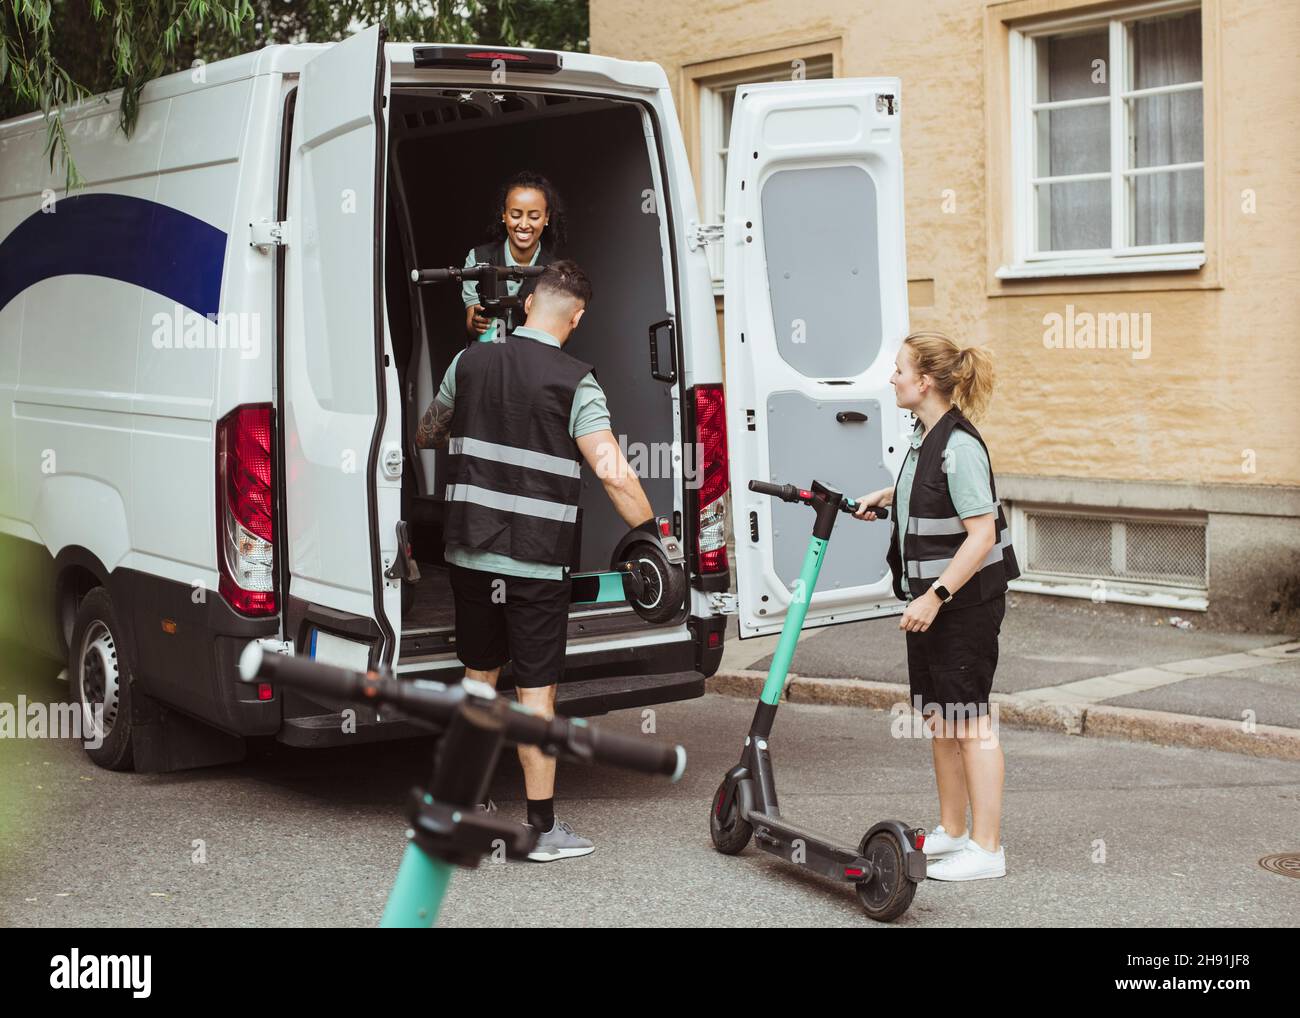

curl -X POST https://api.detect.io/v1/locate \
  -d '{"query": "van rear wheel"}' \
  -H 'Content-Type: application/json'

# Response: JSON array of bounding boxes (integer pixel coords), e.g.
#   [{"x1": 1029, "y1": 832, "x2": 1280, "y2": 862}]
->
[{"x1": 69, "y1": 588, "x2": 135, "y2": 771}]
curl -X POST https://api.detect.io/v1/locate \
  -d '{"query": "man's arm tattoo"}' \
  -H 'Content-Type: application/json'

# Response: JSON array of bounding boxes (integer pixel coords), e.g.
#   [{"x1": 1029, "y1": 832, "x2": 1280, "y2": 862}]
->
[{"x1": 415, "y1": 398, "x2": 454, "y2": 449}]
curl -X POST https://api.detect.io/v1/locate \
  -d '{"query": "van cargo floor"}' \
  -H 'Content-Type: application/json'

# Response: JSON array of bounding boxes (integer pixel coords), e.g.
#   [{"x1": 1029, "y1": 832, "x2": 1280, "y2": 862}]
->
[
  {"x1": 404, "y1": 563, "x2": 454, "y2": 630},
  {"x1": 402, "y1": 561, "x2": 656, "y2": 637}
]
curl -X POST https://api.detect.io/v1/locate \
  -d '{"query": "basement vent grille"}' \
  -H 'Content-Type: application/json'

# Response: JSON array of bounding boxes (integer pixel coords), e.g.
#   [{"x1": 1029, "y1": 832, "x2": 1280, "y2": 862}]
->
[{"x1": 1023, "y1": 508, "x2": 1207, "y2": 588}]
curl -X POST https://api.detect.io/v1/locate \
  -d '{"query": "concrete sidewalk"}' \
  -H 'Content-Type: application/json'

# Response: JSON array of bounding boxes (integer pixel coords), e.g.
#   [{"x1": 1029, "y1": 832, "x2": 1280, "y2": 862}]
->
[{"x1": 713, "y1": 592, "x2": 1300, "y2": 760}]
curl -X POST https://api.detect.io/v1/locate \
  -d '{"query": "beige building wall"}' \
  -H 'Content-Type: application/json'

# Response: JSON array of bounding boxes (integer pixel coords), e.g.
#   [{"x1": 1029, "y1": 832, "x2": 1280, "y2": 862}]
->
[{"x1": 591, "y1": 0, "x2": 1300, "y2": 629}]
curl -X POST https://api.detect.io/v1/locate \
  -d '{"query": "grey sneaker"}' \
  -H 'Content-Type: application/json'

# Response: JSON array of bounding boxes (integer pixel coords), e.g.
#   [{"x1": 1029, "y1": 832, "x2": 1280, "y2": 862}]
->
[
  {"x1": 476, "y1": 798, "x2": 498, "y2": 814},
  {"x1": 526, "y1": 819, "x2": 594, "y2": 862}
]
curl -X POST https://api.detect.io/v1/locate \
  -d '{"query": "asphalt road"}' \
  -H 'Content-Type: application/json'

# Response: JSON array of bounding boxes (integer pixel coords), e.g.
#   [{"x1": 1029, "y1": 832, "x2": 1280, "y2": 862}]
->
[{"x1": 2, "y1": 646, "x2": 1297, "y2": 927}]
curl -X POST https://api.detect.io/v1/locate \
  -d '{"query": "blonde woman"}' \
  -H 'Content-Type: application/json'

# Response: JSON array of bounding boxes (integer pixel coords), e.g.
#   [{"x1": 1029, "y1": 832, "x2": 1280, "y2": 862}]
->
[{"x1": 853, "y1": 332, "x2": 1020, "y2": 881}]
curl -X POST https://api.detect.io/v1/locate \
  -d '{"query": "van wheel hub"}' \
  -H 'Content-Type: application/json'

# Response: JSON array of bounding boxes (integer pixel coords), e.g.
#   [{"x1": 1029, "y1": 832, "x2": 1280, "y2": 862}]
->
[{"x1": 79, "y1": 621, "x2": 120, "y2": 737}]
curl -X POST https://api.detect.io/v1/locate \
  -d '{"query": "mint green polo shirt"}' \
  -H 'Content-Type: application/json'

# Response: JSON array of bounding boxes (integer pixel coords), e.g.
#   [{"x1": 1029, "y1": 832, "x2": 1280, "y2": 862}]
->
[
  {"x1": 893, "y1": 420, "x2": 996, "y2": 601},
  {"x1": 437, "y1": 325, "x2": 611, "y2": 579}
]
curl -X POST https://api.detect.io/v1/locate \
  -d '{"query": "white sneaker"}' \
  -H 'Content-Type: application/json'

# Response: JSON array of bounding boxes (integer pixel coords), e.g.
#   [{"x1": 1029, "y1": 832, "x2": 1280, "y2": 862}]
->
[
  {"x1": 926, "y1": 840, "x2": 1006, "y2": 881},
  {"x1": 922, "y1": 824, "x2": 969, "y2": 858}
]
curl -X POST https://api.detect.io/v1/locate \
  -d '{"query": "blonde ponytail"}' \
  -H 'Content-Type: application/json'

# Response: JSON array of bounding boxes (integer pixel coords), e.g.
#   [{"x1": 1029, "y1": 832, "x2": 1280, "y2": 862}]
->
[{"x1": 903, "y1": 331, "x2": 996, "y2": 422}]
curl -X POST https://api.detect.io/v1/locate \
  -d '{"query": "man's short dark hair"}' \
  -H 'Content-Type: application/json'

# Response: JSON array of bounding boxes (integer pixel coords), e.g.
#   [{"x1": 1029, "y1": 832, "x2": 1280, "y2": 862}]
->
[{"x1": 533, "y1": 259, "x2": 592, "y2": 310}]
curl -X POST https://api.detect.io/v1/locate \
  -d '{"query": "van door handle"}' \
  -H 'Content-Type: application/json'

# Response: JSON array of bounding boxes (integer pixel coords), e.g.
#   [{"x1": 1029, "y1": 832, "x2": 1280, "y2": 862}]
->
[
  {"x1": 385, "y1": 521, "x2": 421, "y2": 583},
  {"x1": 836, "y1": 411, "x2": 868, "y2": 423},
  {"x1": 648, "y1": 319, "x2": 676, "y2": 384}
]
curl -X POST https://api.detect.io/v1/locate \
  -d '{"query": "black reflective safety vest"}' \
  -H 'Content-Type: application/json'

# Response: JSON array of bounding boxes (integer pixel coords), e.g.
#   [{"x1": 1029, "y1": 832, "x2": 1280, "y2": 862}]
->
[
  {"x1": 442, "y1": 331, "x2": 593, "y2": 567},
  {"x1": 886, "y1": 406, "x2": 1021, "y2": 608}
]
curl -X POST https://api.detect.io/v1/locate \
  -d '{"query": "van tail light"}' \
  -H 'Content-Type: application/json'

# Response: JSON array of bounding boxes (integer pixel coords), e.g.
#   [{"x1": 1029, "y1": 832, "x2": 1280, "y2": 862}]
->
[
  {"x1": 694, "y1": 384, "x2": 729, "y2": 574},
  {"x1": 217, "y1": 404, "x2": 277, "y2": 616}
]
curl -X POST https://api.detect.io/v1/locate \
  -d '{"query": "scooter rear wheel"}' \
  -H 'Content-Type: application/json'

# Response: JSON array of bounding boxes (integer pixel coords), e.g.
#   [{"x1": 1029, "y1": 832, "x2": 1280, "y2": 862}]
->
[
  {"x1": 855, "y1": 830, "x2": 916, "y2": 922},
  {"x1": 622, "y1": 541, "x2": 687, "y2": 624},
  {"x1": 709, "y1": 780, "x2": 752, "y2": 855}
]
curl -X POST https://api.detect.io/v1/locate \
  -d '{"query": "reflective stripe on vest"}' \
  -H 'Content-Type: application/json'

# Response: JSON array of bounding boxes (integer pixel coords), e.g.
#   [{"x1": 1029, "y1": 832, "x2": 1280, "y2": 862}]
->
[
  {"x1": 444, "y1": 482, "x2": 579, "y2": 524},
  {"x1": 448, "y1": 436, "x2": 582, "y2": 479},
  {"x1": 906, "y1": 519, "x2": 1015, "y2": 580}
]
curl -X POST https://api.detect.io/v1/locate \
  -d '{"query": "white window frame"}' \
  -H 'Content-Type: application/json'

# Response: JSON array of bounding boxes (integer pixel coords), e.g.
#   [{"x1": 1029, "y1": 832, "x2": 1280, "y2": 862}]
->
[
  {"x1": 699, "y1": 56, "x2": 833, "y2": 293},
  {"x1": 1001, "y1": 0, "x2": 1206, "y2": 280},
  {"x1": 1007, "y1": 501, "x2": 1209, "y2": 611}
]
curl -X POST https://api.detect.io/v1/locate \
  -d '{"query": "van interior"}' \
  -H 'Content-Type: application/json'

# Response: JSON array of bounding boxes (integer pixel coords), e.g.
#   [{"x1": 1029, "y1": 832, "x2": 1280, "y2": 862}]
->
[{"x1": 382, "y1": 87, "x2": 682, "y2": 652}]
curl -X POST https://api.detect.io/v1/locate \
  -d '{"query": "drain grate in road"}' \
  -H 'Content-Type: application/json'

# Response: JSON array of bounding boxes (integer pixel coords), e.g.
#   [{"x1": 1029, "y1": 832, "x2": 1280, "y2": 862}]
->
[{"x1": 1258, "y1": 853, "x2": 1300, "y2": 878}]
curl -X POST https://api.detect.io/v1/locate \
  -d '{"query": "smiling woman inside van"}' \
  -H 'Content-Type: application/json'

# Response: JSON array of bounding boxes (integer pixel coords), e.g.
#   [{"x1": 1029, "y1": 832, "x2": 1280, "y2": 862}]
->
[{"x1": 462, "y1": 170, "x2": 564, "y2": 341}]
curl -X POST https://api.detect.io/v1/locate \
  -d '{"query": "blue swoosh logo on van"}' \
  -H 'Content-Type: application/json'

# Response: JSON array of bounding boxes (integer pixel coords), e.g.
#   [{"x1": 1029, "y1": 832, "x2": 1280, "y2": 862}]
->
[{"x1": 0, "y1": 193, "x2": 227, "y2": 318}]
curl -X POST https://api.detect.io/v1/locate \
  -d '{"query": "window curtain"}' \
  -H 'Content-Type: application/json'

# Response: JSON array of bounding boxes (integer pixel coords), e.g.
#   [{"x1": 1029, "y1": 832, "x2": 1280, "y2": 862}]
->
[
  {"x1": 1045, "y1": 30, "x2": 1109, "y2": 250},
  {"x1": 1132, "y1": 11, "x2": 1204, "y2": 245}
]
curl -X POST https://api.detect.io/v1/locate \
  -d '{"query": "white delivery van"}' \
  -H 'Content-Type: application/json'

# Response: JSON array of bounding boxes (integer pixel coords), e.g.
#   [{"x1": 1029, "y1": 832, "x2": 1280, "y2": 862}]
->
[{"x1": 0, "y1": 26, "x2": 910, "y2": 771}]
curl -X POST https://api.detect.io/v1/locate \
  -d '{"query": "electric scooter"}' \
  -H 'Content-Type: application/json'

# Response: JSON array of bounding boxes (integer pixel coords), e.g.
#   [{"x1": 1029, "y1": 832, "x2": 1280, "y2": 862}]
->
[
  {"x1": 239, "y1": 643, "x2": 685, "y2": 927},
  {"x1": 709, "y1": 478, "x2": 928, "y2": 922}
]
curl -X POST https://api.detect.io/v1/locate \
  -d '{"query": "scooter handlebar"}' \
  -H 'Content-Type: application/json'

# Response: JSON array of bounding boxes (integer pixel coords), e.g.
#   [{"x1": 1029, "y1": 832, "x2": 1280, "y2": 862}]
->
[
  {"x1": 237, "y1": 643, "x2": 686, "y2": 782},
  {"x1": 411, "y1": 264, "x2": 548, "y2": 285},
  {"x1": 748, "y1": 479, "x2": 889, "y2": 519}
]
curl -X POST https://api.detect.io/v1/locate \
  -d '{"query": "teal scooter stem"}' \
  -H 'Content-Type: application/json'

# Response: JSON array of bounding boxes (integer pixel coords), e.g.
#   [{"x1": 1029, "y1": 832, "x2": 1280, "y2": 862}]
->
[
  {"x1": 383, "y1": 833, "x2": 455, "y2": 927},
  {"x1": 759, "y1": 529, "x2": 829, "y2": 706},
  {"x1": 710, "y1": 478, "x2": 928, "y2": 922}
]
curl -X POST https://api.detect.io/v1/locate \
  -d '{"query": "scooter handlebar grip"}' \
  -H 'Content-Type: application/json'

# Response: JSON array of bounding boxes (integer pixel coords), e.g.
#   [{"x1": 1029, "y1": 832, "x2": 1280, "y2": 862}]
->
[
  {"x1": 238, "y1": 642, "x2": 365, "y2": 700},
  {"x1": 411, "y1": 268, "x2": 455, "y2": 283},
  {"x1": 842, "y1": 499, "x2": 889, "y2": 519},
  {"x1": 500, "y1": 710, "x2": 685, "y2": 781},
  {"x1": 748, "y1": 479, "x2": 797, "y2": 501},
  {"x1": 582, "y1": 725, "x2": 686, "y2": 781}
]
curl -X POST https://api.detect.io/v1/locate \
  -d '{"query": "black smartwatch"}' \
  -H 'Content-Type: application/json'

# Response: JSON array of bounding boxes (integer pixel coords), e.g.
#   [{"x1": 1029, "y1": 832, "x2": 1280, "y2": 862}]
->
[{"x1": 931, "y1": 583, "x2": 953, "y2": 604}]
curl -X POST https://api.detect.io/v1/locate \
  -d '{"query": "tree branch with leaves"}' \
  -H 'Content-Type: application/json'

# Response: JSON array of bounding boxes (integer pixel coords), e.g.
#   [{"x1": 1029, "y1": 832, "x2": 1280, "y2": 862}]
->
[{"x1": 0, "y1": 1, "x2": 586, "y2": 192}]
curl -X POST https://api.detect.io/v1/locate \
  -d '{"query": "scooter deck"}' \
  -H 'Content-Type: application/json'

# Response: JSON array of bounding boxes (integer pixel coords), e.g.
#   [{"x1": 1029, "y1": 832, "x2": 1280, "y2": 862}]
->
[
  {"x1": 745, "y1": 809, "x2": 929, "y2": 884},
  {"x1": 745, "y1": 810, "x2": 872, "y2": 881}
]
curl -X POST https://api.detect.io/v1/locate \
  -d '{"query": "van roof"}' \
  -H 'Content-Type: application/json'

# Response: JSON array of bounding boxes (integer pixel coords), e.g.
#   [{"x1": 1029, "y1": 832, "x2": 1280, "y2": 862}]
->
[{"x1": 0, "y1": 39, "x2": 667, "y2": 139}]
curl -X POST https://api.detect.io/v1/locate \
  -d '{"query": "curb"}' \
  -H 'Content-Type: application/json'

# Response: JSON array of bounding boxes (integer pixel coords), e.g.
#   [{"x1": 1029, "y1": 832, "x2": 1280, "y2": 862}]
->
[{"x1": 706, "y1": 671, "x2": 1300, "y2": 762}]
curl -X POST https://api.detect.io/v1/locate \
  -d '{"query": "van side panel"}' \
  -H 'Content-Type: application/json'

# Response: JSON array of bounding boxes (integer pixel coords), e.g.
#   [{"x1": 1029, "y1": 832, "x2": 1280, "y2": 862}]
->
[
  {"x1": 0, "y1": 68, "x2": 285, "y2": 741},
  {"x1": 125, "y1": 73, "x2": 286, "y2": 734}
]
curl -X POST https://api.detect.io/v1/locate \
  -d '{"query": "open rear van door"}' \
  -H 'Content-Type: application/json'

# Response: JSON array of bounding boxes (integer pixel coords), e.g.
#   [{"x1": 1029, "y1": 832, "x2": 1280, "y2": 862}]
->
[
  {"x1": 723, "y1": 78, "x2": 909, "y2": 639},
  {"x1": 282, "y1": 25, "x2": 401, "y2": 667}
]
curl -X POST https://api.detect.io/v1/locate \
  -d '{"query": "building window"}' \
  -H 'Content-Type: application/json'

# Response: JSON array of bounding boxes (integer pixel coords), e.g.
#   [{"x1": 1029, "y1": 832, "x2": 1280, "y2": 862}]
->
[
  {"x1": 1003, "y1": 2, "x2": 1205, "y2": 279},
  {"x1": 698, "y1": 55, "x2": 833, "y2": 288},
  {"x1": 1009, "y1": 503, "x2": 1209, "y2": 610}
]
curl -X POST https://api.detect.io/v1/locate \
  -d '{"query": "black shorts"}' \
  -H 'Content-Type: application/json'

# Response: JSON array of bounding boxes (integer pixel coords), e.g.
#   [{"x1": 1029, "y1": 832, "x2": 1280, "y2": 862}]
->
[
  {"x1": 906, "y1": 594, "x2": 1006, "y2": 721},
  {"x1": 448, "y1": 564, "x2": 571, "y2": 689}
]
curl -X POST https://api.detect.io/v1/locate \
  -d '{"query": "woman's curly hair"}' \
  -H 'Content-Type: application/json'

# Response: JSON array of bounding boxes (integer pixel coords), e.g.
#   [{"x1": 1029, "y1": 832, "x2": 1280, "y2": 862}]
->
[{"x1": 486, "y1": 170, "x2": 568, "y2": 250}]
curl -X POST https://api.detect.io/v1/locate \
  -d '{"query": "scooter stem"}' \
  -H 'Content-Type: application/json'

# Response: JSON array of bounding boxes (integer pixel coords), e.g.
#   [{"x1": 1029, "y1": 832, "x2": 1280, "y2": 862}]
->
[{"x1": 759, "y1": 533, "x2": 828, "y2": 707}]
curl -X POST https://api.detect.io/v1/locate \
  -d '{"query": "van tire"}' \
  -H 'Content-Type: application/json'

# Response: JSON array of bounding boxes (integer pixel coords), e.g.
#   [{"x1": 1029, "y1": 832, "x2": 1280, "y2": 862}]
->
[{"x1": 69, "y1": 588, "x2": 136, "y2": 771}]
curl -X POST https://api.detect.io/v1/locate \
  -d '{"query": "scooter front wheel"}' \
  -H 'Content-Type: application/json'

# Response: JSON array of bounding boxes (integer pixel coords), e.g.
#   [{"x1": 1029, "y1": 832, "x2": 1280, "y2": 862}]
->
[
  {"x1": 855, "y1": 830, "x2": 916, "y2": 922},
  {"x1": 709, "y1": 780, "x2": 752, "y2": 855}
]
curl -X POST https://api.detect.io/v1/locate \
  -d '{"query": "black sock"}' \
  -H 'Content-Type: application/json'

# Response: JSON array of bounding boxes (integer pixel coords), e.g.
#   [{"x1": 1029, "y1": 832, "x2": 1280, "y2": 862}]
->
[{"x1": 527, "y1": 797, "x2": 555, "y2": 832}]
